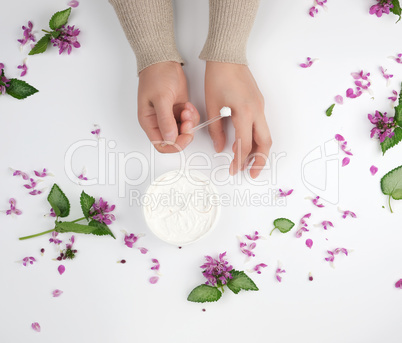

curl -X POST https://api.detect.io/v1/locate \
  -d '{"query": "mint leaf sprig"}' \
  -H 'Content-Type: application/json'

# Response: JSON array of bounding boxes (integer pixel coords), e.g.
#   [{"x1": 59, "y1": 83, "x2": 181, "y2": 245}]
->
[
  {"x1": 270, "y1": 218, "x2": 295, "y2": 235},
  {"x1": 19, "y1": 183, "x2": 116, "y2": 240},
  {"x1": 29, "y1": 8, "x2": 81, "y2": 56},
  {"x1": 0, "y1": 64, "x2": 38, "y2": 100},
  {"x1": 381, "y1": 165, "x2": 402, "y2": 213},
  {"x1": 187, "y1": 252, "x2": 258, "y2": 303}
]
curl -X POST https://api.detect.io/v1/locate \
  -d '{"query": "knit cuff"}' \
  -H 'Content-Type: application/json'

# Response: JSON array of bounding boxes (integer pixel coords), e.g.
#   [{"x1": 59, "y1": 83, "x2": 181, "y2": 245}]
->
[
  {"x1": 109, "y1": 0, "x2": 184, "y2": 74},
  {"x1": 199, "y1": 0, "x2": 260, "y2": 65}
]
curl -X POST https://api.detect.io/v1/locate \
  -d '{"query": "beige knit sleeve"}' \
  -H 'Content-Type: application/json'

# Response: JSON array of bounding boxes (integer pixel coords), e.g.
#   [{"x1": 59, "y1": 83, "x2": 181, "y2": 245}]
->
[
  {"x1": 109, "y1": 0, "x2": 184, "y2": 74},
  {"x1": 199, "y1": 0, "x2": 260, "y2": 65}
]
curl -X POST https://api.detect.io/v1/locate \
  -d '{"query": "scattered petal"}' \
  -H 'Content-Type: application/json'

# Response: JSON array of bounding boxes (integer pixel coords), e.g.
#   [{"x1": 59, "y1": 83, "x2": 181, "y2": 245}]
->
[
  {"x1": 306, "y1": 239, "x2": 313, "y2": 249},
  {"x1": 395, "y1": 279, "x2": 402, "y2": 289},
  {"x1": 275, "y1": 267, "x2": 286, "y2": 283},
  {"x1": 31, "y1": 322, "x2": 41, "y2": 332},
  {"x1": 52, "y1": 289, "x2": 63, "y2": 297},
  {"x1": 68, "y1": 0, "x2": 79, "y2": 7},
  {"x1": 312, "y1": 196, "x2": 324, "y2": 208},
  {"x1": 335, "y1": 95, "x2": 344, "y2": 105},
  {"x1": 370, "y1": 165, "x2": 378, "y2": 175},
  {"x1": 342, "y1": 157, "x2": 350, "y2": 167},
  {"x1": 253, "y1": 263, "x2": 268, "y2": 274},
  {"x1": 22, "y1": 256, "x2": 36, "y2": 266},
  {"x1": 149, "y1": 276, "x2": 159, "y2": 284},
  {"x1": 138, "y1": 247, "x2": 148, "y2": 254},
  {"x1": 58, "y1": 265, "x2": 65, "y2": 275},
  {"x1": 278, "y1": 189, "x2": 293, "y2": 197}
]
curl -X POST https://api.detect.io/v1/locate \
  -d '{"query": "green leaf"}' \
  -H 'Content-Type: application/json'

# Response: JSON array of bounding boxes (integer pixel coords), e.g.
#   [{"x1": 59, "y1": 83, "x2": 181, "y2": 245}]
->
[
  {"x1": 391, "y1": 0, "x2": 402, "y2": 23},
  {"x1": 326, "y1": 104, "x2": 335, "y2": 117},
  {"x1": 394, "y1": 84, "x2": 402, "y2": 127},
  {"x1": 47, "y1": 184, "x2": 70, "y2": 217},
  {"x1": 28, "y1": 35, "x2": 51, "y2": 55},
  {"x1": 187, "y1": 285, "x2": 222, "y2": 303},
  {"x1": 380, "y1": 127, "x2": 402, "y2": 155},
  {"x1": 6, "y1": 79, "x2": 38, "y2": 100},
  {"x1": 51, "y1": 31, "x2": 61, "y2": 39},
  {"x1": 227, "y1": 270, "x2": 258, "y2": 294},
  {"x1": 56, "y1": 221, "x2": 94, "y2": 234},
  {"x1": 271, "y1": 218, "x2": 295, "y2": 235},
  {"x1": 381, "y1": 165, "x2": 402, "y2": 213},
  {"x1": 88, "y1": 220, "x2": 116, "y2": 239},
  {"x1": 49, "y1": 8, "x2": 72, "y2": 30},
  {"x1": 80, "y1": 191, "x2": 95, "y2": 220}
]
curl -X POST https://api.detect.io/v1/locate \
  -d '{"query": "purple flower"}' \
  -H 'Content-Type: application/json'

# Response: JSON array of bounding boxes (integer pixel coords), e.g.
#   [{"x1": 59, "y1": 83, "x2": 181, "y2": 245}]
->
[
  {"x1": 89, "y1": 197, "x2": 116, "y2": 225},
  {"x1": 395, "y1": 279, "x2": 402, "y2": 289},
  {"x1": 31, "y1": 322, "x2": 41, "y2": 333},
  {"x1": 276, "y1": 267, "x2": 286, "y2": 282},
  {"x1": 369, "y1": 0, "x2": 394, "y2": 17},
  {"x1": 325, "y1": 248, "x2": 349, "y2": 265},
  {"x1": 4, "y1": 198, "x2": 22, "y2": 215},
  {"x1": 49, "y1": 231, "x2": 62, "y2": 245},
  {"x1": 278, "y1": 189, "x2": 293, "y2": 197},
  {"x1": 17, "y1": 62, "x2": 28, "y2": 77},
  {"x1": 22, "y1": 256, "x2": 36, "y2": 266},
  {"x1": 149, "y1": 276, "x2": 159, "y2": 284},
  {"x1": 23, "y1": 178, "x2": 37, "y2": 189},
  {"x1": 34, "y1": 168, "x2": 51, "y2": 177},
  {"x1": 48, "y1": 208, "x2": 57, "y2": 218},
  {"x1": 390, "y1": 53, "x2": 402, "y2": 64},
  {"x1": 0, "y1": 63, "x2": 10, "y2": 95},
  {"x1": 56, "y1": 236, "x2": 77, "y2": 260},
  {"x1": 300, "y1": 213, "x2": 311, "y2": 226},
  {"x1": 309, "y1": 6, "x2": 318, "y2": 17},
  {"x1": 312, "y1": 196, "x2": 324, "y2": 208},
  {"x1": 306, "y1": 239, "x2": 313, "y2": 249},
  {"x1": 138, "y1": 247, "x2": 148, "y2": 254},
  {"x1": 91, "y1": 124, "x2": 101, "y2": 138},
  {"x1": 11, "y1": 168, "x2": 29, "y2": 180},
  {"x1": 18, "y1": 21, "x2": 36, "y2": 46},
  {"x1": 51, "y1": 25, "x2": 81, "y2": 55},
  {"x1": 240, "y1": 241, "x2": 256, "y2": 258},
  {"x1": 124, "y1": 233, "x2": 139, "y2": 248},
  {"x1": 341, "y1": 210, "x2": 357, "y2": 219},
  {"x1": 29, "y1": 189, "x2": 42, "y2": 196},
  {"x1": 321, "y1": 220, "x2": 334, "y2": 230},
  {"x1": 52, "y1": 289, "x2": 63, "y2": 297},
  {"x1": 151, "y1": 258, "x2": 160, "y2": 271},
  {"x1": 253, "y1": 263, "x2": 268, "y2": 274},
  {"x1": 245, "y1": 231, "x2": 261, "y2": 241},
  {"x1": 296, "y1": 213, "x2": 311, "y2": 238},
  {"x1": 300, "y1": 57, "x2": 317, "y2": 68},
  {"x1": 346, "y1": 87, "x2": 362, "y2": 99},
  {"x1": 380, "y1": 66, "x2": 393, "y2": 86},
  {"x1": 370, "y1": 165, "x2": 378, "y2": 175},
  {"x1": 388, "y1": 90, "x2": 398, "y2": 102},
  {"x1": 296, "y1": 226, "x2": 309, "y2": 238},
  {"x1": 201, "y1": 252, "x2": 233, "y2": 287},
  {"x1": 368, "y1": 111, "x2": 397, "y2": 143}
]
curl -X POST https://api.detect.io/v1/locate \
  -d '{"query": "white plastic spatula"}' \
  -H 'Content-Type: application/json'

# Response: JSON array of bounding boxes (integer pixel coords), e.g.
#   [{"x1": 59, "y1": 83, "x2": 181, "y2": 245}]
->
[{"x1": 185, "y1": 106, "x2": 231, "y2": 134}]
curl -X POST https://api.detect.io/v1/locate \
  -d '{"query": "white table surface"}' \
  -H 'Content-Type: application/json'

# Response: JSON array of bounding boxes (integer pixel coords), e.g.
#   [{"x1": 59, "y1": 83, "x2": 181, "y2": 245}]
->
[{"x1": 1, "y1": 0, "x2": 402, "y2": 342}]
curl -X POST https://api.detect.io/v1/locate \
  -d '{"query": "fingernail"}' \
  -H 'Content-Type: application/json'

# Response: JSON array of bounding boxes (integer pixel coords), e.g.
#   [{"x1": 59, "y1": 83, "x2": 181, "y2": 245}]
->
[
  {"x1": 164, "y1": 132, "x2": 176, "y2": 142},
  {"x1": 213, "y1": 140, "x2": 219, "y2": 151},
  {"x1": 182, "y1": 110, "x2": 191, "y2": 121}
]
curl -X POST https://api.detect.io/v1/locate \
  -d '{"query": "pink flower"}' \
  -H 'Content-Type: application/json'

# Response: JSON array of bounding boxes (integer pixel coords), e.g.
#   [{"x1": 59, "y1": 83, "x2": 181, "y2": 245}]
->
[
  {"x1": 335, "y1": 134, "x2": 353, "y2": 155},
  {"x1": 48, "y1": 208, "x2": 57, "y2": 218},
  {"x1": 321, "y1": 220, "x2": 334, "y2": 230},
  {"x1": 368, "y1": 111, "x2": 396, "y2": 143},
  {"x1": 300, "y1": 213, "x2": 311, "y2": 226},
  {"x1": 34, "y1": 168, "x2": 51, "y2": 177},
  {"x1": 124, "y1": 233, "x2": 139, "y2": 248},
  {"x1": 240, "y1": 241, "x2": 256, "y2": 258},
  {"x1": 22, "y1": 256, "x2": 36, "y2": 266},
  {"x1": 312, "y1": 196, "x2": 324, "y2": 208},
  {"x1": 395, "y1": 279, "x2": 402, "y2": 289},
  {"x1": 11, "y1": 168, "x2": 29, "y2": 180},
  {"x1": 388, "y1": 90, "x2": 398, "y2": 102},
  {"x1": 296, "y1": 213, "x2": 311, "y2": 238},
  {"x1": 335, "y1": 95, "x2": 344, "y2": 105},
  {"x1": 138, "y1": 247, "x2": 148, "y2": 254},
  {"x1": 342, "y1": 157, "x2": 350, "y2": 167},
  {"x1": 370, "y1": 165, "x2": 378, "y2": 175},
  {"x1": 4, "y1": 198, "x2": 22, "y2": 215},
  {"x1": 305, "y1": 239, "x2": 313, "y2": 249},
  {"x1": 18, "y1": 21, "x2": 36, "y2": 46},
  {"x1": 201, "y1": 252, "x2": 233, "y2": 286},
  {"x1": 351, "y1": 70, "x2": 370, "y2": 80},
  {"x1": 68, "y1": 0, "x2": 79, "y2": 7},
  {"x1": 91, "y1": 124, "x2": 100, "y2": 138},
  {"x1": 278, "y1": 189, "x2": 293, "y2": 197},
  {"x1": 50, "y1": 25, "x2": 81, "y2": 54},
  {"x1": 23, "y1": 178, "x2": 37, "y2": 189},
  {"x1": 245, "y1": 231, "x2": 261, "y2": 241},
  {"x1": 29, "y1": 190, "x2": 42, "y2": 196},
  {"x1": 370, "y1": 0, "x2": 394, "y2": 17},
  {"x1": 31, "y1": 322, "x2": 41, "y2": 332},
  {"x1": 390, "y1": 53, "x2": 402, "y2": 64},
  {"x1": 253, "y1": 263, "x2": 268, "y2": 274},
  {"x1": 335, "y1": 134, "x2": 345, "y2": 142},
  {"x1": 296, "y1": 226, "x2": 309, "y2": 238},
  {"x1": 151, "y1": 258, "x2": 160, "y2": 271},
  {"x1": 300, "y1": 57, "x2": 317, "y2": 68},
  {"x1": 149, "y1": 276, "x2": 159, "y2": 284},
  {"x1": 325, "y1": 248, "x2": 349, "y2": 264},
  {"x1": 341, "y1": 210, "x2": 357, "y2": 219},
  {"x1": 346, "y1": 87, "x2": 362, "y2": 99},
  {"x1": 309, "y1": 6, "x2": 318, "y2": 17},
  {"x1": 89, "y1": 197, "x2": 116, "y2": 225},
  {"x1": 52, "y1": 289, "x2": 63, "y2": 297},
  {"x1": 17, "y1": 62, "x2": 28, "y2": 77},
  {"x1": 276, "y1": 267, "x2": 286, "y2": 282},
  {"x1": 58, "y1": 265, "x2": 65, "y2": 275},
  {"x1": 380, "y1": 66, "x2": 393, "y2": 86},
  {"x1": 49, "y1": 231, "x2": 62, "y2": 245}
]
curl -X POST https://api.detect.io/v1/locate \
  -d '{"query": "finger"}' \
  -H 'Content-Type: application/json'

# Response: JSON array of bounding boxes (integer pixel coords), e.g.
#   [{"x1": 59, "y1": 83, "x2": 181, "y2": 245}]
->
[
  {"x1": 249, "y1": 119, "x2": 272, "y2": 179},
  {"x1": 153, "y1": 97, "x2": 179, "y2": 143},
  {"x1": 206, "y1": 103, "x2": 226, "y2": 153},
  {"x1": 230, "y1": 113, "x2": 253, "y2": 176}
]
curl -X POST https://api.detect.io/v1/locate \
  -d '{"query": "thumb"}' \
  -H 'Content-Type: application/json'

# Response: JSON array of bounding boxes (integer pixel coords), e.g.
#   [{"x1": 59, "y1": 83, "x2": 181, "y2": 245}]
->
[
  {"x1": 206, "y1": 104, "x2": 226, "y2": 153},
  {"x1": 153, "y1": 98, "x2": 178, "y2": 143}
]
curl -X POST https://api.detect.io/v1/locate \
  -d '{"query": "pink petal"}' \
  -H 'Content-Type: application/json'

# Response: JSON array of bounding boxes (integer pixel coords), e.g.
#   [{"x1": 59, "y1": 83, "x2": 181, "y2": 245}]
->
[
  {"x1": 68, "y1": 0, "x2": 79, "y2": 7},
  {"x1": 335, "y1": 95, "x2": 344, "y2": 105},
  {"x1": 342, "y1": 157, "x2": 350, "y2": 167},
  {"x1": 149, "y1": 276, "x2": 159, "y2": 284},
  {"x1": 138, "y1": 247, "x2": 148, "y2": 254},
  {"x1": 370, "y1": 165, "x2": 378, "y2": 176},
  {"x1": 31, "y1": 322, "x2": 41, "y2": 332},
  {"x1": 58, "y1": 265, "x2": 65, "y2": 275},
  {"x1": 306, "y1": 239, "x2": 313, "y2": 249},
  {"x1": 395, "y1": 279, "x2": 402, "y2": 289},
  {"x1": 335, "y1": 134, "x2": 345, "y2": 141},
  {"x1": 52, "y1": 289, "x2": 63, "y2": 297}
]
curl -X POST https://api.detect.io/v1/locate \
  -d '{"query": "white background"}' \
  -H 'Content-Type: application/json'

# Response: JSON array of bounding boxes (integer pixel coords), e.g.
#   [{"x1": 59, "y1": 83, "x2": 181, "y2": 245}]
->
[{"x1": 1, "y1": 0, "x2": 402, "y2": 342}]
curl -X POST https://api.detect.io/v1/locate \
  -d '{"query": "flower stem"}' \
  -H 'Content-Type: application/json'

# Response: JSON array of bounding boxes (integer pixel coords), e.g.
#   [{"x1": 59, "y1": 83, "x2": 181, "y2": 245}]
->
[
  {"x1": 42, "y1": 29, "x2": 52, "y2": 34},
  {"x1": 389, "y1": 195, "x2": 394, "y2": 214},
  {"x1": 70, "y1": 217, "x2": 86, "y2": 223},
  {"x1": 270, "y1": 228, "x2": 277, "y2": 236},
  {"x1": 19, "y1": 228, "x2": 55, "y2": 241}
]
